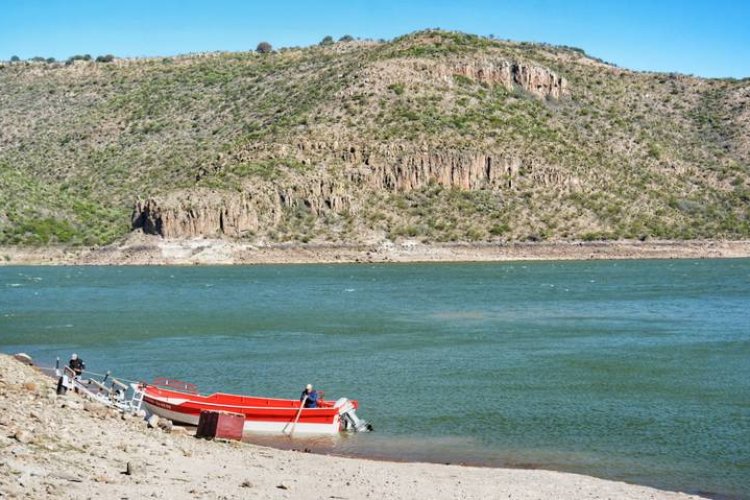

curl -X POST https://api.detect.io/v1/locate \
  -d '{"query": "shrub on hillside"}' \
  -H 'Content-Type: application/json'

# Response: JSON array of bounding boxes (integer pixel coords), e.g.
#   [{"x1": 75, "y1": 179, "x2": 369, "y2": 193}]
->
[
  {"x1": 319, "y1": 36, "x2": 334, "y2": 46},
  {"x1": 256, "y1": 42, "x2": 272, "y2": 54},
  {"x1": 339, "y1": 35, "x2": 354, "y2": 42},
  {"x1": 388, "y1": 83, "x2": 405, "y2": 95},
  {"x1": 10, "y1": 55, "x2": 20, "y2": 62},
  {"x1": 95, "y1": 54, "x2": 115, "y2": 63},
  {"x1": 66, "y1": 54, "x2": 93, "y2": 65}
]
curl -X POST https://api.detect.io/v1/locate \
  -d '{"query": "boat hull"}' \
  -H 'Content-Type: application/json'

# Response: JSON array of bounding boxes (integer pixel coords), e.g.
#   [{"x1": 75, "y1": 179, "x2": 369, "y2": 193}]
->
[{"x1": 141, "y1": 385, "x2": 349, "y2": 435}]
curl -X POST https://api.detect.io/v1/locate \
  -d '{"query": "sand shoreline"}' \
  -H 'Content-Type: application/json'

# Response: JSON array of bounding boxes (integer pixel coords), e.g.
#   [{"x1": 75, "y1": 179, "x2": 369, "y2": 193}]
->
[
  {"x1": 0, "y1": 354, "x2": 710, "y2": 499},
  {"x1": 2, "y1": 234, "x2": 750, "y2": 265}
]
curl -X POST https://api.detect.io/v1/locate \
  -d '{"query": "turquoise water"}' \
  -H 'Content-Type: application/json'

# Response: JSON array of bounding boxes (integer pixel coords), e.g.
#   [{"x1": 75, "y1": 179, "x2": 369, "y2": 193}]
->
[{"x1": 1, "y1": 260, "x2": 748, "y2": 498}]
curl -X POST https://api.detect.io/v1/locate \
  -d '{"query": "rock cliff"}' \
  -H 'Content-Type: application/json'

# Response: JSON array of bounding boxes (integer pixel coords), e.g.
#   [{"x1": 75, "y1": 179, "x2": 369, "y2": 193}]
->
[
  {"x1": 132, "y1": 143, "x2": 581, "y2": 238},
  {"x1": 449, "y1": 59, "x2": 567, "y2": 99},
  {"x1": 133, "y1": 190, "x2": 269, "y2": 239},
  {"x1": 361, "y1": 57, "x2": 568, "y2": 100}
]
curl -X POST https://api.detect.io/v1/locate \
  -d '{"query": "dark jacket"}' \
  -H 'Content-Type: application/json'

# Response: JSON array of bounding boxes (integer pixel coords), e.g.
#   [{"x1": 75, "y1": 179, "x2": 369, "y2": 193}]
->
[
  {"x1": 69, "y1": 358, "x2": 85, "y2": 375},
  {"x1": 300, "y1": 389, "x2": 318, "y2": 408}
]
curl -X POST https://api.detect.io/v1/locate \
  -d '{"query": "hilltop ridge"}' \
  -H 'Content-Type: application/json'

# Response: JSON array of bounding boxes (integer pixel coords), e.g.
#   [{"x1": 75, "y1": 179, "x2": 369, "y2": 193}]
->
[{"x1": 1, "y1": 30, "x2": 749, "y2": 246}]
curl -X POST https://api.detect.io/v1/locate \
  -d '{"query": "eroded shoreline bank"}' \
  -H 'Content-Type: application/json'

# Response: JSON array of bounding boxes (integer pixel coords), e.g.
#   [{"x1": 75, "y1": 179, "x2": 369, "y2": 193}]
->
[{"x1": 2, "y1": 236, "x2": 750, "y2": 265}]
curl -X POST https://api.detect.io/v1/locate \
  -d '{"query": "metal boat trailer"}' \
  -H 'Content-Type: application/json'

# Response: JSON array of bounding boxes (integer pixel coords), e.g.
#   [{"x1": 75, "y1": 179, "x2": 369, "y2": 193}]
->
[{"x1": 53, "y1": 363, "x2": 145, "y2": 414}]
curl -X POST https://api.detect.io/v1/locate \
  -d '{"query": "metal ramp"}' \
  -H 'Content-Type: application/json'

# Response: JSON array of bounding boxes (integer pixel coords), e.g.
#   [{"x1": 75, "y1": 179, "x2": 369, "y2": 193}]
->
[{"x1": 128, "y1": 382, "x2": 145, "y2": 413}]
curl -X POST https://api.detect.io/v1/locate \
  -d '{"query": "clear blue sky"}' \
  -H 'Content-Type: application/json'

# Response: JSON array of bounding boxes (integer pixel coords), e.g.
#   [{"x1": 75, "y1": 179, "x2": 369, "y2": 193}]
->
[{"x1": 1, "y1": 0, "x2": 748, "y2": 78}]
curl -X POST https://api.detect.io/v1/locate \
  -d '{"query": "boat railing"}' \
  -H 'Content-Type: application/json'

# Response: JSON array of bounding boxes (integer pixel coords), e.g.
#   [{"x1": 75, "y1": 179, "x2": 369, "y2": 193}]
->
[
  {"x1": 30, "y1": 356, "x2": 145, "y2": 414},
  {"x1": 150, "y1": 377, "x2": 198, "y2": 394}
]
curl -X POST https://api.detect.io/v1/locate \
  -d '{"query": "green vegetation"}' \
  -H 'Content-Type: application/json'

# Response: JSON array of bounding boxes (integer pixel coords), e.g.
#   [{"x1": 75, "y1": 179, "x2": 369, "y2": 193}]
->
[
  {"x1": 0, "y1": 161, "x2": 128, "y2": 245},
  {"x1": 1, "y1": 29, "x2": 748, "y2": 245},
  {"x1": 66, "y1": 54, "x2": 92, "y2": 65},
  {"x1": 255, "y1": 42, "x2": 272, "y2": 54}
]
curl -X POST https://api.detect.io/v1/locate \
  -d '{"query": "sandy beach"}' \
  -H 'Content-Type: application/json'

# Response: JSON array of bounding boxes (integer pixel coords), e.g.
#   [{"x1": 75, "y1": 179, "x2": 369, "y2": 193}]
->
[
  {"x1": 2, "y1": 234, "x2": 750, "y2": 266},
  {"x1": 0, "y1": 354, "x2": 705, "y2": 499}
]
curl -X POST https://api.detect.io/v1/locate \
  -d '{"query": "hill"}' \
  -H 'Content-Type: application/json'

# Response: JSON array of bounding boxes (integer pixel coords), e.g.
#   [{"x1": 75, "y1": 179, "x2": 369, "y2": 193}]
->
[{"x1": 1, "y1": 30, "x2": 749, "y2": 246}]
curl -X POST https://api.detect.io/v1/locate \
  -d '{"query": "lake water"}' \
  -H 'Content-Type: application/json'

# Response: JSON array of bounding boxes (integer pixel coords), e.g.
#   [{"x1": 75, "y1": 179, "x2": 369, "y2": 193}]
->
[{"x1": 1, "y1": 260, "x2": 748, "y2": 498}]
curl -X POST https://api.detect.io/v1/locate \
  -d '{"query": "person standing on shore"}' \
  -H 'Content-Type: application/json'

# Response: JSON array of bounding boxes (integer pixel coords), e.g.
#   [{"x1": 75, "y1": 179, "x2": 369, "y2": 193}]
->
[{"x1": 300, "y1": 383, "x2": 319, "y2": 408}]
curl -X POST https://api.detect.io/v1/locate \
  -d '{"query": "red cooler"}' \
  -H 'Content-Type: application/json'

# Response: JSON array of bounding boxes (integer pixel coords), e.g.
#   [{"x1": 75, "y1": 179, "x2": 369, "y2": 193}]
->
[{"x1": 196, "y1": 410, "x2": 245, "y2": 441}]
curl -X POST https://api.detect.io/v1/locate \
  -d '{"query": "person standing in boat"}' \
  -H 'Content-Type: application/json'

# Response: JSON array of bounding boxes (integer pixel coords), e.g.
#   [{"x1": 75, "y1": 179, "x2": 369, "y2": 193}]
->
[
  {"x1": 300, "y1": 383, "x2": 319, "y2": 408},
  {"x1": 69, "y1": 353, "x2": 85, "y2": 377}
]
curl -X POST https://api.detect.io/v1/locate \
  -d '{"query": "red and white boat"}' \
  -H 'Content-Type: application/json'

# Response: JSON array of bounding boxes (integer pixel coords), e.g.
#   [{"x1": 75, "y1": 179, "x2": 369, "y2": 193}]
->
[{"x1": 139, "y1": 379, "x2": 371, "y2": 435}]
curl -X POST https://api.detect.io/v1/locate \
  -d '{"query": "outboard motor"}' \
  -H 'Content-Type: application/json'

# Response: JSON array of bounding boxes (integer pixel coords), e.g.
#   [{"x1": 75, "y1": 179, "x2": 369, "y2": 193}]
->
[{"x1": 335, "y1": 398, "x2": 373, "y2": 432}]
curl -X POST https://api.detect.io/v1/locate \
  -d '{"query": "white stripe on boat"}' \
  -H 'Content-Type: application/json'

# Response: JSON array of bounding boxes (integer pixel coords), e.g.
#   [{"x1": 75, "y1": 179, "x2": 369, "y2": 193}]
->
[{"x1": 142, "y1": 402, "x2": 341, "y2": 434}]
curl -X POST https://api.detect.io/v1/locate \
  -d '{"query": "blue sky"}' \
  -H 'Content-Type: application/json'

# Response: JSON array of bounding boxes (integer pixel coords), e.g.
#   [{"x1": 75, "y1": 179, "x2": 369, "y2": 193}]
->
[{"x1": 1, "y1": 0, "x2": 748, "y2": 78}]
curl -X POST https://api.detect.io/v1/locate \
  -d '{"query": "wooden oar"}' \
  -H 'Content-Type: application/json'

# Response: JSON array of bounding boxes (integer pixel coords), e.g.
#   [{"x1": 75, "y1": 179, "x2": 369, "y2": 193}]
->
[{"x1": 286, "y1": 396, "x2": 307, "y2": 437}]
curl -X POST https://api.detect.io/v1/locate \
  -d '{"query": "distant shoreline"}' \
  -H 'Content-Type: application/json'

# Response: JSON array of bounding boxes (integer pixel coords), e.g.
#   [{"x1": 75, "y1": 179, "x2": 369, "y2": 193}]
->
[{"x1": 2, "y1": 234, "x2": 750, "y2": 265}]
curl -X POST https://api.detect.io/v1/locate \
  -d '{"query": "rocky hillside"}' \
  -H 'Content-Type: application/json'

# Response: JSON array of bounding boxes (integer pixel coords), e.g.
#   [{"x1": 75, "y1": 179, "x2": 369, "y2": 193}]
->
[{"x1": 1, "y1": 30, "x2": 749, "y2": 245}]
